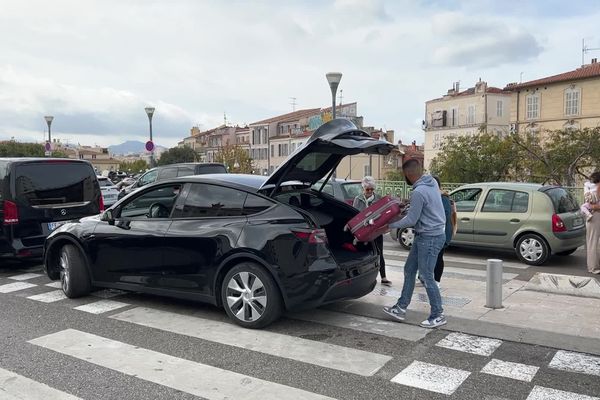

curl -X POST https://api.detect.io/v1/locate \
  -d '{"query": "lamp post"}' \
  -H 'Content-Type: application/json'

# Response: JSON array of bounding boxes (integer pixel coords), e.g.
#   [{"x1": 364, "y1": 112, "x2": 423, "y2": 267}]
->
[
  {"x1": 326, "y1": 72, "x2": 342, "y2": 178},
  {"x1": 145, "y1": 107, "x2": 155, "y2": 167},
  {"x1": 44, "y1": 116, "x2": 54, "y2": 156}
]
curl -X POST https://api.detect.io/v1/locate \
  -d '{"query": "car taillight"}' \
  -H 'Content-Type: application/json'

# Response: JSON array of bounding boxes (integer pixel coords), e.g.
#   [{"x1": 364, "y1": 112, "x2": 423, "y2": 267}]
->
[
  {"x1": 3, "y1": 201, "x2": 19, "y2": 225},
  {"x1": 292, "y1": 228, "x2": 328, "y2": 244},
  {"x1": 552, "y1": 214, "x2": 567, "y2": 232},
  {"x1": 99, "y1": 195, "x2": 105, "y2": 212}
]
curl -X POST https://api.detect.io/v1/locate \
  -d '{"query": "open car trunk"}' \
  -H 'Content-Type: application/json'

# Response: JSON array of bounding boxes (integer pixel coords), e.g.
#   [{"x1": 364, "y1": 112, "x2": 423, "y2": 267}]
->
[{"x1": 275, "y1": 190, "x2": 378, "y2": 268}]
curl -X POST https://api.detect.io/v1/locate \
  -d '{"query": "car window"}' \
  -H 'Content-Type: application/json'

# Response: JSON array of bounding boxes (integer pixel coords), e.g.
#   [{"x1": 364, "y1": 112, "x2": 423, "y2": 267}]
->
[
  {"x1": 177, "y1": 167, "x2": 195, "y2": 177},
  {"x1": 97, "y1": 178, "x2": 114, "y2": 188},
  {"x1": 450, "y1": 188, "x2": 482, "y2": 212},
  {"x1": 119, "y1": 184, "x2": 182, "y2": 218},
  {"x1": 296, "y1": 152, "x2": 330, "y2": 173},
  {"x1": 321, "y1": 183, "x2": 334, "y2": 195},
  {"x1": 544, "y1": 187, "x2": 579, "y2": 213},
  {"x1": 482, "y1": 189, "x2": 529, "y2": 213},
  {"x1": 158, "y1": 168, "x2": 178, "y2": 180},
  {"x1": 243, "y1": 194, "x2": 273, "y2": 215},
  {"x1": 177, "y1": 183, "x2": 247, "y2": 218},
  {"x1": 138, "y1": 170, "x2": 158, "y2": 187},
  {"x1": 341, "y1": 182, "x2": 363, "y2": 199},
  {"x1": 195, "y1": 165, "x2": 228, "y2": 174}
]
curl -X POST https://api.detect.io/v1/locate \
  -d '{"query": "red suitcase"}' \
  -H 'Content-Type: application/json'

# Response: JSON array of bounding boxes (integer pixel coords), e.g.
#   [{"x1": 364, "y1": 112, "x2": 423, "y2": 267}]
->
[{"x1": 345, "y1": 195, "x2": 405, "y2": 243}]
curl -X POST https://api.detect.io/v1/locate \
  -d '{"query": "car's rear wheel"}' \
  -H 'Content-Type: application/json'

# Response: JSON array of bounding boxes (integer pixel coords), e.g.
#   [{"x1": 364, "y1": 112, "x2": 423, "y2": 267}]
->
[
  {"x1": 398, "y1": 228, "x2": 415, "y2": 250},
  {"x1": 555, "y1": 248, "x2": 577, "y2": 256},
  {"x1": 59, "y1": 244, "x2": 92, "y2": 298},
  {"x1": 221, "y1": 262, "x2": 282, "y2": 329},
  {"x1": 515, "y1": 234, "x2": 550, "y2": 265}
]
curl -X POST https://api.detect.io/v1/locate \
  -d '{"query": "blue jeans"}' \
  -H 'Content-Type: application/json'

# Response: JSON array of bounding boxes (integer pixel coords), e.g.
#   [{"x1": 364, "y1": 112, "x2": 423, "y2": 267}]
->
[{"x1": 397, "y1": 233, "x2": 446, "y2": 320}]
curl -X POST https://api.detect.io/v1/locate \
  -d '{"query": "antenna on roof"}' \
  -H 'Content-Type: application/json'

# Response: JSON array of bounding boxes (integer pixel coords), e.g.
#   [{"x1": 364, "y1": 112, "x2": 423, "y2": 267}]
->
[
  {"x1": 582, "y1": 38, "x2": 600, "y2": 66},
  {"x1": 289, "y1": 97, "x2": 297, "y2": 111},
  {"x1": 224, "y1": 112, "x2": 227, "y2": 126},
  {"x1": 519, "y1": 72, "x2": 524, "y2": 83}
]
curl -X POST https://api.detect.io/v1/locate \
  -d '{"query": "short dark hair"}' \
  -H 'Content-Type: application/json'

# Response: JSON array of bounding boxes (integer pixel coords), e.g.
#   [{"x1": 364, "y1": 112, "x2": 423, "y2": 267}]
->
[
  {"x1": 402, "y1": 159, "x2": 422, "y2": 174},
  {"x1": 591, "y1": 172, "x2": 600, "y2": 184}
]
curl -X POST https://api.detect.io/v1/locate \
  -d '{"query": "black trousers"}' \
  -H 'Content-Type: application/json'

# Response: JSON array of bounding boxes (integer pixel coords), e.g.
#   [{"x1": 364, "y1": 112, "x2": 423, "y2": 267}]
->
[
  {"x1": 434, "y1": 246, "x2": 446, "y2": 282},
  {"x1": 375, "y1": 235, "x2": 386, "y2": 279}
]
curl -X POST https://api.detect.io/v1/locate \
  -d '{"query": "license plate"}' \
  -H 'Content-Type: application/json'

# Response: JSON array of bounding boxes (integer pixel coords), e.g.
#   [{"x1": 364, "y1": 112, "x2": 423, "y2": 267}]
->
[{"x1": 48, "y1": 221, "x2": 68, "y2": 231}]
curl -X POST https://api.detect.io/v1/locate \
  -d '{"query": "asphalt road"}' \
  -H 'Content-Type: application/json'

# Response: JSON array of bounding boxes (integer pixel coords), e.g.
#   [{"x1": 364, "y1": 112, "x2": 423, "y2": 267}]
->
[{"x1": 0, "y1": 248, "x2": 599, "y2": 400}]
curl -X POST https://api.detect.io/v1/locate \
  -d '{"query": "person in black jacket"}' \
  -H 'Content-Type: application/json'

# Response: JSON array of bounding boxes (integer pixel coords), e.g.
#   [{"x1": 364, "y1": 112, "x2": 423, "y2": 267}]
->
[
  {"x1": 353, "y1": 176, "x2": 391, "y2": 286},
  {"x1": 432, "y1": 176, "x2": 456, "y2": 287}
]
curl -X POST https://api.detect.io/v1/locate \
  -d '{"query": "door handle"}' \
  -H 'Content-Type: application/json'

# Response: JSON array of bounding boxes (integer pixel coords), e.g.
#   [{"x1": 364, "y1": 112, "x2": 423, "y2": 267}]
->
[
  {"x1": 461, "y1": 217, "x2": 470, "y2": 222},
  {"x1": 510, "y1": 218, "x2": 520, "y2": 223},
  {"x1": 82, "y1": 233, "x2": 95, "y2": 239}
]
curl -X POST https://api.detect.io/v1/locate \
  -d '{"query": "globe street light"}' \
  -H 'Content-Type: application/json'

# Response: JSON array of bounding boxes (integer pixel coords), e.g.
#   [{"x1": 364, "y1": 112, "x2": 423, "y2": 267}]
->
[
  {"x1": 326, "y1": 72, "x2": 342, "y2": 119},
  {"x1": 44, "y1": 116, "x2": 54, "y2": 154},
  {"x1": 145, "y1": 107, "x2": 155, "y2": 167}
]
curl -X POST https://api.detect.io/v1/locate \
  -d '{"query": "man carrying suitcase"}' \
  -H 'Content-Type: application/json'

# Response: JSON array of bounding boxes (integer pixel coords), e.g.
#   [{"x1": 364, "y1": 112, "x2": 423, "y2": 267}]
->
[{"x1": 383, "y1": 159, "x2": 447, "y2": 328}]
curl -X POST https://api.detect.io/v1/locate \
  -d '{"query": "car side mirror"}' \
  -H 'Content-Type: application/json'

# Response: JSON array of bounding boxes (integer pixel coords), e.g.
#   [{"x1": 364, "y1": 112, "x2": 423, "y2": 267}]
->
[{"x1": 101, "y1": 210, "x2": 115, "y2": 225}]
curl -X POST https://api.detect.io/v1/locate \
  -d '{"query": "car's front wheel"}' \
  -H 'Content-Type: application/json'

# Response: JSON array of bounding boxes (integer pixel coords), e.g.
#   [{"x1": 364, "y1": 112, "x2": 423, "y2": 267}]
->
[
  {"x1": 398, "y1": 228, "x2": 415, "y2": 250},
  {"x1": 515, "y1": 234, "x2": 550, "y2": 265},
  {"x1": 59, "y1": 244, "x2": 92, "y2": 298},
  {"x1": 221, "y1": 262, "x2": 282, "y2": 329}
]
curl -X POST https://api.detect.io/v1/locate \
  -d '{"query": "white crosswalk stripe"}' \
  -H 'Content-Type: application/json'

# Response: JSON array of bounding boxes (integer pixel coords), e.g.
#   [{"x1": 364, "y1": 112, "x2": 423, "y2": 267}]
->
[
  {"x1": 549, "y1": 350, "x2": 600, "y2": 377},
  {"x1": 385, "y1": 258, "x2": 519, "y2": 280},
  {"x1": 29, "y1": 329, "x2": 337, "y2": 400},
  {"x1": 8, "y1": 273, "x2": 43, "y2": 281},
  {"x1": 74, "y1": 300, "x2": 129, "y2": 314},
  {"x1": 27, "y1": 290, "x2": 68, "y2": 303},
  {"x1": 527, "y1": 386, "x2": 600, "y2": 400},
  {"x1": 391, "y1": 360, "x2": 471, "y2": 395},
  {"x1": 0, "y1": 282, "x2": 37, "y2": 293},
  {"x1": 0, "y1": 366, "x2": 82, "y2": 400},
  {"x1": 45, "y1": 281, "x2": 62, "y2": 288},
  {"x1": 481, "y1": 359, "x2": 539, "y2": 382},
  {"x1": 436, "y1": 332, "x2": 503, "y2": 356},
  {"x1": 110, "y1": 307, "x2": 392, "y2": 376}
]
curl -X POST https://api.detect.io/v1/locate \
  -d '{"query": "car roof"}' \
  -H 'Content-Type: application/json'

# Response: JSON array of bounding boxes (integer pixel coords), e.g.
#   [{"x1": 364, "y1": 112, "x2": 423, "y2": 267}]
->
[
  {"x1": 455, "y1": 182, "x2": 544, "y2": 190},
  {"x1": 317, "y1": 178, "x2": 361, "y2": 184},
  {"x1": 0, "y1": 157, "x2": 90, "y2": 164},
  {"x1": 170, "y1": 174, "x2": 266, "y2": 192}
]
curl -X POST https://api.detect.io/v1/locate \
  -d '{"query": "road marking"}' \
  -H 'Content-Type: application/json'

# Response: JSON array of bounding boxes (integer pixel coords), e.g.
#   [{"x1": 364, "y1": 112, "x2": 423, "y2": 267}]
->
[
  {"x1": 481, "y1": 359, "x2": 539, "y2": 382},
  {"x1": 391, "y1": 360, "x2": 470, "y2": 395},
  {"x1": 0, "y1": 366, "x2": 82, "y2": 400},
  {"x1": 29, "y1": 329, "x2": 336, "y2": 400},
  {"x1": 45, "y1": 281, "x2": 62, "y2": 288},
  {"x1": 290, "y1": 309, "x2": 431, "y2": 341},
  {"x1": 27, "y1": 290, "x2": 67, "y2": 303},
  {"x1": 74, "y1": 300, "x2": 129, "y2": 314},
  {"x1": 527, "y1": 386, "x2": 599, "y2": 400},
  {"x1": 0, "y1": 282, "x2": 37, "y2": 293},
  {"x1": 111, "y1": 307, "x2": 391, "y2": 376},
  {"x1": 436, "y1": 332, "x2": 503, "y2": 357},
  {"x1": 385, "y1": 259, "x2": 519, "y2": 280},
  {"x1": 549, "y1": 350, "x2": 600, "y2": 377},
  {"x1": 383, "y1": 248, "x2": 530, "y2": 270},
  {"x1": 8, "y1": 273, "x2": 43, "y2": 281}
]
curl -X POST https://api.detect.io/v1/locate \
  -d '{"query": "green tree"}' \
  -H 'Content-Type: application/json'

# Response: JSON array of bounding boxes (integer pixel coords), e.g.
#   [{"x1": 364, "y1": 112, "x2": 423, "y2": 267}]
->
[
  {"x1": 429, "y1": 133, "x2": 521, "y2": 183},
  {"x1": 50, "y1": 150, "x2": 69, "y2": 158},
  {"x1": 119, "y1": 159, "x2": 149, "y2": 173},
  {"x1": 157, "y1": 146, "x2": 198, "y2": 166},
  {"x1": 0, "y1": 141, "x2": 44, "y2": 157},
  {"x1": 214, "y1": 145, "x2": 254, "y2": 174},
  {"x1": 385, "y1": 169, "x2": 404, "y2": 181}
]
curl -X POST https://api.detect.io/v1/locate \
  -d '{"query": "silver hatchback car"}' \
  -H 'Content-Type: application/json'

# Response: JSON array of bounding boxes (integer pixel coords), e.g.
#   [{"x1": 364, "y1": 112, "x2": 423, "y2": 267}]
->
[{"x1": 390, "y1": 182, "x2": 585, "y2": 265}]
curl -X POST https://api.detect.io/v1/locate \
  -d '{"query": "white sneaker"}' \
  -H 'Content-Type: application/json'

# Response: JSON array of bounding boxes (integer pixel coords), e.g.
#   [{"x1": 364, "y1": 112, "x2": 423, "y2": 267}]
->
[{"x1": 420, "y1": 315, "x2": 447, "y2": 329}]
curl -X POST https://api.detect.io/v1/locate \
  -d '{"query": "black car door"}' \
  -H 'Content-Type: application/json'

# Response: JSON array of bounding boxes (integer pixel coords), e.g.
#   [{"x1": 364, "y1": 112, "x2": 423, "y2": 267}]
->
[
  {"x1": 88, "y1": 183, "x2": 183, "y2": 287},
  {"x1": 159, "y1": 183, "x2": 248, "y2": 297}
]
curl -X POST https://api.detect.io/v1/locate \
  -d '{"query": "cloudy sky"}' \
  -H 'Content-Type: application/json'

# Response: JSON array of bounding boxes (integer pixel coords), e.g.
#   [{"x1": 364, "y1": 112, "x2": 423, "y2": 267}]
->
[{"x1": 0, "y1": 0, "x2": 598, "y2": 148}]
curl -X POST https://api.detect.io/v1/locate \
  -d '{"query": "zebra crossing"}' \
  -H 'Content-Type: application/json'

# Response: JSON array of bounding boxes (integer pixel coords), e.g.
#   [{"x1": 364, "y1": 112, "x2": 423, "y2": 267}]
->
[{"x1": 1, "y1": 268, "x2": 599, "y2": 399}]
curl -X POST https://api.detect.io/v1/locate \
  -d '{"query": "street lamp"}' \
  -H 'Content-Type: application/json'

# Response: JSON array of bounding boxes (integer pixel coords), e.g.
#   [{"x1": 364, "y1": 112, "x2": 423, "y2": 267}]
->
[
  {"x1": 145, "y1": 107, "x2": 155, "y2": 167},
  {"x1": 44, "y1": 115, "x2": 54, "y2": 149},
  {"x1": 325, "y1": 72, "x2": 342, "y2": 119}
]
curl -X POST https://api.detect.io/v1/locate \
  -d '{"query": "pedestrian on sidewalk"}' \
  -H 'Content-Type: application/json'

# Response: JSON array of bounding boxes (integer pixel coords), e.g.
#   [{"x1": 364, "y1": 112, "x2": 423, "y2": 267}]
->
[
  {"x1": 585, "y1": 172, "x2": 600, "y2": 274},
  {"x1": 432, "y1": 176, "x2": 457, "y2": 287},
  {"x1": 383, "y1": 160, "x2": 447, "y2": 328},
  {"x1": 353, "y1": 176, "x2": 392, "y2": 286}
]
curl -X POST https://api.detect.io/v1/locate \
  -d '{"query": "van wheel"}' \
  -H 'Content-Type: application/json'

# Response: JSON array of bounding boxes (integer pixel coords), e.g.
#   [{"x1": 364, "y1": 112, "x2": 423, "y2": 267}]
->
[
  {"x1": 398, "y1": 228, "x2": 415, "y2": 250},
  {"x1": 59, "y1": 244, "x2": 92, "y2": 298},
  {"x1": 221, "y1": 262, "x2": 282, "y2": 329},
  {"x1": 556, "y1": 248, "x2": 577, "y2": 256},
  {"x1": 515, "y1": 234, "x2": 550, "y2": 265}
]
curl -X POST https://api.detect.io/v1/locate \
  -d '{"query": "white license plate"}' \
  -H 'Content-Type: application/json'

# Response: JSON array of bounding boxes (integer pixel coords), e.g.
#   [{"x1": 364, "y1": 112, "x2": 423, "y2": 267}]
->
[{"x1": 48, "y1": 221, "x2": 68, "y2": 231}]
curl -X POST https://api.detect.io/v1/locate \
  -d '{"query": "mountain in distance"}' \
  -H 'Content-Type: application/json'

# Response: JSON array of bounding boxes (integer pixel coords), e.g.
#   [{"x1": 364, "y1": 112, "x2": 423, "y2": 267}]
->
[{"x1": 108, "y1": 140, "x2": 168, "y2": 155}]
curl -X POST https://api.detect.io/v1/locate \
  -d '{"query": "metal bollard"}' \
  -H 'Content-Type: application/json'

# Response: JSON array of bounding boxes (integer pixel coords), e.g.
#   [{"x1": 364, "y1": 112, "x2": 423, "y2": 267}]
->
[{"x1": 485, "y1": 259, "x2": 504, "y2": 309}]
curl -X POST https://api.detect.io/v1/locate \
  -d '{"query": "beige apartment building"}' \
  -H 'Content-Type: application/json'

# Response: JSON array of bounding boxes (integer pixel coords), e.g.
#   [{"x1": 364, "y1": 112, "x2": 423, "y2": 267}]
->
[
  {"x1": 505, "y1": 59, "x2": 600, "y2": 134},
  {"x1": 423, "y1": 80, "x2": 511, "y2": 169}
]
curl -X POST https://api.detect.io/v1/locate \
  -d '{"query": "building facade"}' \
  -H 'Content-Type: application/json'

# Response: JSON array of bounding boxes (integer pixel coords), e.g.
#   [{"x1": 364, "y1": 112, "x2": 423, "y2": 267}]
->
[
  {"x1": 423, "y1": 80, "x2": 511, "y2": 169},
  {"x1": 505, "y1": 59, "x2": 600, "y2": 135}
]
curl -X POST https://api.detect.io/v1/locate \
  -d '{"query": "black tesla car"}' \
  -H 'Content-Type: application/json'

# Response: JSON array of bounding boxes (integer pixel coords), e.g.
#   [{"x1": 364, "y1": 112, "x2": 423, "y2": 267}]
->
[{"x1": 43, "y1": 119, "x2": 395, "y2": 328}]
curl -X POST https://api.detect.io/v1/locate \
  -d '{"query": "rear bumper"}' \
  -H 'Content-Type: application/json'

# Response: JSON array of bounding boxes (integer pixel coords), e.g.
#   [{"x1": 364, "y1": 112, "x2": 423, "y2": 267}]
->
[{"x1": 549, "y1": 228, "x2": 586, "y2": 252}]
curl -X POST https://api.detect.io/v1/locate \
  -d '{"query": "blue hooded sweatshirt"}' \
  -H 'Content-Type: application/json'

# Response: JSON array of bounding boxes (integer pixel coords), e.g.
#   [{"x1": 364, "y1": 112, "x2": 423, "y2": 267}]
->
[{"x1": 389, "y1": 174, "x2": 446, "y2": 236}]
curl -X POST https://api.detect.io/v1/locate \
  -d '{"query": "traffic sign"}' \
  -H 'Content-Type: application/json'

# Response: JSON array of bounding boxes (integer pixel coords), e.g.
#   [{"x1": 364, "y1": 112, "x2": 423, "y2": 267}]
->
[
  {"x1": 145, "y1": 140, "x2": 154, "y2": 152},
  {"x1": 45, "y1": 142, "x2": 52, "y2": 151}
]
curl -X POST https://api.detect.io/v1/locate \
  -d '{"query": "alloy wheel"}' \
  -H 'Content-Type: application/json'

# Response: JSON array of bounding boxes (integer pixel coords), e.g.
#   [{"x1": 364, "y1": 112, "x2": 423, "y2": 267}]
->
[
  {"x1": 519, "y1": 238, "x2": 543, "y2": 262},
  {"x1": 226, "y1": 271, "x2": 267, "y2": 323},
  {"x1": 59, "y1": 251, "x2": 70, "y2": 293}
]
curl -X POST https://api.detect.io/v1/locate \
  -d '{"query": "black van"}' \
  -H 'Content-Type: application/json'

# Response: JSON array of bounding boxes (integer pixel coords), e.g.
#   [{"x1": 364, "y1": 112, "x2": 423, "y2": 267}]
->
[
  {"x1": 119, "y1": 162, "x2": 228, "y2": 199},
  {"x1": 0, "y1": 158, "x2": 102, "y2": 259}
]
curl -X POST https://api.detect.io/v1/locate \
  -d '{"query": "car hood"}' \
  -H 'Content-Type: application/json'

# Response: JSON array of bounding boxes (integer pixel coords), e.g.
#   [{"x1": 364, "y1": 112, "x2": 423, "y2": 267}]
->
[{"x1": 261, "y1": 119, "x2": 395, "y2": 193}]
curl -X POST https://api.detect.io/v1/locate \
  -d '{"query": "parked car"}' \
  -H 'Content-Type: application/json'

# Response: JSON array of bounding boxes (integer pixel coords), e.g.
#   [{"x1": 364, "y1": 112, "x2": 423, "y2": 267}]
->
[
  {"x1": 390, "y1": 182, "x2": 585, "y2": 265},
  {"x1": 118, "y1": 162, "x2": 228, "y2": 199},
  {"x1": 42, "y1": 119, "x2": 395, "y2": 328},
  {"x1": 97, "y1": 176, "x2": 120, "y2": 207},
  {"x1": 312, "y1": 178, "x2": 363, "y2": 205},
  {"x1": 0, "y1": 158, "x2": 102, "y2": 259}
]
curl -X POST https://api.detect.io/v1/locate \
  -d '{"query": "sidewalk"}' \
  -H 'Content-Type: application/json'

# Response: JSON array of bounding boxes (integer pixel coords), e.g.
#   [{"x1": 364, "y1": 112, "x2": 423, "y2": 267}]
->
[{"x1": 327, "y1": 268, "x2": 600, "y2": 355}]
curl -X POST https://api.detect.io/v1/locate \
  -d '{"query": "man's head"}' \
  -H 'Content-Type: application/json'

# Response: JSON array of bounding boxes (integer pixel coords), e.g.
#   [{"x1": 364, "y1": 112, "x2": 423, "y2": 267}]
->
[{"x1": 402, "y1": 159, "x2": 423, "y2": 186}]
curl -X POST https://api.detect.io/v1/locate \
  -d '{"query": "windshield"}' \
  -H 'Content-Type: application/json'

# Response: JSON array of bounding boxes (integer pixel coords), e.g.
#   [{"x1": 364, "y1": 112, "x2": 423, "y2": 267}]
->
[
  {"x1": 97, "y1": 178, "x2": 115, "y2": 188},
  {"x1": 341, "y1": 182, "x2": 363, "y2": 199},
  {"x1": 543, "y1": 187, "x2": 579, "y2": 213}
]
